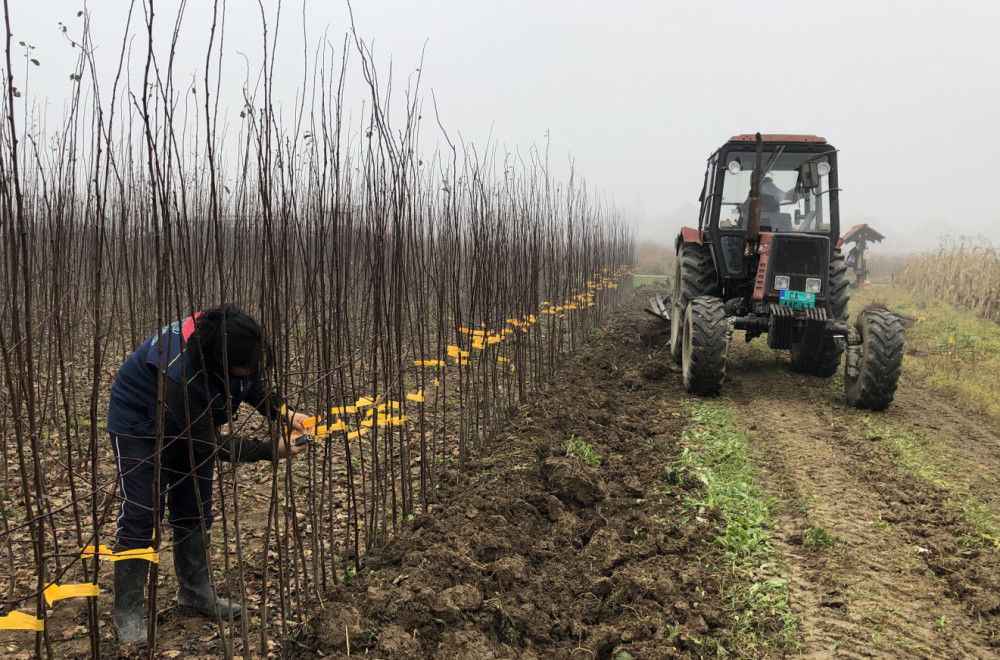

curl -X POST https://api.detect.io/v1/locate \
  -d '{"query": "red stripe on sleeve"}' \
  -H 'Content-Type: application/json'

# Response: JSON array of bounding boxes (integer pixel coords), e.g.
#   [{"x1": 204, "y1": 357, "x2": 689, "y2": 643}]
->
[{"x1": 181, "y1": 311, "x2": 203, "y2": 341}]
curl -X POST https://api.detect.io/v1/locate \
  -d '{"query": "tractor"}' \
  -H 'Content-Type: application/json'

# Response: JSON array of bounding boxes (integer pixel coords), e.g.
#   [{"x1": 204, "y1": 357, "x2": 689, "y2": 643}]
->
[{"x1": 649, "y1": 133, "x2": 903, "y2": 410}]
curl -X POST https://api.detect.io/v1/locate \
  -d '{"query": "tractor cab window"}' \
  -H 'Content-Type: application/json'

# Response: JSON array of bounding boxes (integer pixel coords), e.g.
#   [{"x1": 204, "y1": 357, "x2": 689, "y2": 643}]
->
[{"x1": 718, "y1": 151, "x2": 833, "y2": 235}]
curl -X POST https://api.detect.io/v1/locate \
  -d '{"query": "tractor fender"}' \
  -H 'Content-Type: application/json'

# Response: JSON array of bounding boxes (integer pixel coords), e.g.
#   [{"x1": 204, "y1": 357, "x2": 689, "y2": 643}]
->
[{"x1": 674, "y1": 226, "x2": 703, "y2": 252}]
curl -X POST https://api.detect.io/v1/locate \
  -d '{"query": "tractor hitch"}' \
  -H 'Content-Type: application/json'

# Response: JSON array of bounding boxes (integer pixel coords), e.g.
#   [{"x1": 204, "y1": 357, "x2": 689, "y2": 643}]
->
[{"x1": 644, "y1": 295, "x2": 671, "y2": 323}]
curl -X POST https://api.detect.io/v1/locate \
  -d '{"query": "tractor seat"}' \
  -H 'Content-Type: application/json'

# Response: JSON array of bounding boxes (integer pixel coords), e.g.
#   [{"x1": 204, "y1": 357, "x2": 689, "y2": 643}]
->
[{"x1": 762, "y1": 213, "x2": 794, "y2": 232}]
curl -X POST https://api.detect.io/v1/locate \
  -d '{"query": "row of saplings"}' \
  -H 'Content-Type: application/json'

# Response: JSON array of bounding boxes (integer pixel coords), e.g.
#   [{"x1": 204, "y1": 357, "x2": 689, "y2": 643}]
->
[{"x1": 666, "y1": 243, "x2": 905, "y2": 411}]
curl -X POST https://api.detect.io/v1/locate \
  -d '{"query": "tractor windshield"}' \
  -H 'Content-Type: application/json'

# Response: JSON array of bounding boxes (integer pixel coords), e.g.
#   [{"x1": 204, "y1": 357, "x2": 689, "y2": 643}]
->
[{"x1": 719, "y1": 151, "x2": 834, "y2": 235}]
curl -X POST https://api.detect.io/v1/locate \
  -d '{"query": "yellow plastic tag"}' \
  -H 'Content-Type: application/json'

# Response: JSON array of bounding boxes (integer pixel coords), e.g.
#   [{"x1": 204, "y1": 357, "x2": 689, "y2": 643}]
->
[
  {"x1": 44, "y1": 583, "x2": 100, "y2": 606},
  {"x1": 110, "y1": 547, "x2": 159, "y2": 563},
  {"x1": 406, "y1": 391, "x2": 424, "y2": 403},
  {"x1": 80, "y1": 544, "x2": 114, "y2": 559},
  {"x1": 331, "y1": 405, "x2": 358, "y2": 415},
  {"x1": 301, "y1": 416, "x2": 317, "y2": 430},
  {"x1": 0, "y1": 611, "x2": 44, "y2": 631}
]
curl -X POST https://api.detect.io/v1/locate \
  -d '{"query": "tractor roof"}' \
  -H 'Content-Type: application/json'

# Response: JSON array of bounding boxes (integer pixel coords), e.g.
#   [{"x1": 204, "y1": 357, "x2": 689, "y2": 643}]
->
[{"x1": 728, "y1": 134, "x2": 827, "y2": 144}]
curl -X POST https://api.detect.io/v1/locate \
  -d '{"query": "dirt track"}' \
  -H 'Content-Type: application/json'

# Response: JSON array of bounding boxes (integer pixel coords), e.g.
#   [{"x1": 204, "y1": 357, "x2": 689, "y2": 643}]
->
[
  {"x1": 726, "y1": 344, "x2": 1000, "y2": 658},
  {"x1": 302, "y1": 286, "x2": 1000, "y2": 658}
]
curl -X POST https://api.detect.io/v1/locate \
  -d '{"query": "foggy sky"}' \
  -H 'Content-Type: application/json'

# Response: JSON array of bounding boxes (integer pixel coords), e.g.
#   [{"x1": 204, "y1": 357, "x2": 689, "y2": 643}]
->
[{"x1": 6, "y1": 0, "x2": 999, "y2": 253}]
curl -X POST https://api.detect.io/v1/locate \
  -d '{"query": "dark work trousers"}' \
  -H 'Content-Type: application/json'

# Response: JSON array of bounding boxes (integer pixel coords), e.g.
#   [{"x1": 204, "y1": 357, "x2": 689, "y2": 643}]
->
[{"x1": 110, "y1": 432, "x2": 215, "y2": 549}]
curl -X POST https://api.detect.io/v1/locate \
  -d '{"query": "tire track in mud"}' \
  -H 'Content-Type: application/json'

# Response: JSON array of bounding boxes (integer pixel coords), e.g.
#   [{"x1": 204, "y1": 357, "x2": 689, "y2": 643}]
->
[{"x1": 724, "y1": 339, "x2": 1000, "y2": 658}]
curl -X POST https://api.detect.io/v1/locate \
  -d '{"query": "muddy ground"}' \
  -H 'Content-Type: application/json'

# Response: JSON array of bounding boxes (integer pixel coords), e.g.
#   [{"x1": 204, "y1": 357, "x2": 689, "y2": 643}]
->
[
  {"x1": 298, "y1": 287, "x2": 1000, "y2": 659},
  {"x1": 8, "y1": 285, "x2": 1000, "y2": 658}
]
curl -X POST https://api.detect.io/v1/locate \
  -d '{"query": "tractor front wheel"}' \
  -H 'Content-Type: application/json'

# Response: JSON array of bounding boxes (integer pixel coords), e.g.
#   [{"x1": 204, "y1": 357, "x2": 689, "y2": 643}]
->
[
  {"x1": 682, "y1": 296, "x2": 729, "y2": 396},
  {"x1": 670, "y1": 243, "x2": 717, "y2": 364},
  {"x1": 844, "y1": 309, "x2": 904, "y2": 410}
]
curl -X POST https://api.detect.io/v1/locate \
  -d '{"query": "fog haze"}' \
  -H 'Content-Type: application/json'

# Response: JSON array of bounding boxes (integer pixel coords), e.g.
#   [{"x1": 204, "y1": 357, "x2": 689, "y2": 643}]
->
[{"x1": 7, "y1": 0, "x2": 998, "y2": 253}]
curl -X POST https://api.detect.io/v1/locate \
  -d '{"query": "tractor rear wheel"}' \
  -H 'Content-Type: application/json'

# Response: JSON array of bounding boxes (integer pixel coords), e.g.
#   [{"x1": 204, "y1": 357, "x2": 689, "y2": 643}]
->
[
  {"x1": 682, "y1": 296, "x2": 729, "y2": 396},
  {"x1": 670, "y1": 243, "x2": 718, "y2": 364},
  {"x1": 790, "y1": 251, "x2": 850, "y2": 377},
  {"x1": 845, "y1": 308, "x2": 903, "y2": 410}
]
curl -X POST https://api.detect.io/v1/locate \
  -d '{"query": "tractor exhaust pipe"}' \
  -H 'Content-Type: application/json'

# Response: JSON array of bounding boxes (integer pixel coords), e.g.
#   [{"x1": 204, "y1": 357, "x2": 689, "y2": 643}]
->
[{"x1": 746, "y1": 132, "x2": 764, "y2": 243}]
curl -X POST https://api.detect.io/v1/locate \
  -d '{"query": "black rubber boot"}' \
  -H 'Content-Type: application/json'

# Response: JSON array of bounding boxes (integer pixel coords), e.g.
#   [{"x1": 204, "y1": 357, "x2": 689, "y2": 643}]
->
[
  {"x1": 113, "y1": 544, "x2": 149, "y2": 646},
  {"x1": 173, "y1": 528, "x2": 242, "y2": 620}
]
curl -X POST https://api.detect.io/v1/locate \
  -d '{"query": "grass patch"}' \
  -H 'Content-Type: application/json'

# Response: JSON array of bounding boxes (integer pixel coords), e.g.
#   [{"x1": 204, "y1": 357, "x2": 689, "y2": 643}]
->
[
  {"x1": 632, "y1": 274, "x2": 669, "y2": 287},
  {"x1": 850, "y1": 285, "x2": 1000, "y2": 424},
  {"x1": 856, "y1": 413, "x2": 1000, "y2": 551},
  {"x1": 857, "y1": 415, "x2": 950, "y2": 488},
  {"x1": 668, "y1": 400, "x2": 797, "y2": 651}
]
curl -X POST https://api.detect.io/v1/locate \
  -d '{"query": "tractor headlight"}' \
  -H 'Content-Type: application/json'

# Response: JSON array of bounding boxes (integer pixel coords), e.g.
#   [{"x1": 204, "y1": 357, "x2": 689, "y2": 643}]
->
[
  {"x1": 774, "y1": 275, "x2": 790, "y2": 291},
  {"x1": 805, "y1": 278, "x2": 822, "y2": 293}
]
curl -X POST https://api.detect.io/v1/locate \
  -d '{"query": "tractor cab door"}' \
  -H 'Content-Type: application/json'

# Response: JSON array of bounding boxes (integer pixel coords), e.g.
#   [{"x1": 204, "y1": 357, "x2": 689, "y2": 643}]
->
[
  {"x1": 699, "y1": 155, "x2": 741, "y2": 280},
  {"x1": 714, "y1": 154, "x2": 751, "y2": 279},
  {"x1": 698, "y1": 157, "x2": 746, "y2": 279}
]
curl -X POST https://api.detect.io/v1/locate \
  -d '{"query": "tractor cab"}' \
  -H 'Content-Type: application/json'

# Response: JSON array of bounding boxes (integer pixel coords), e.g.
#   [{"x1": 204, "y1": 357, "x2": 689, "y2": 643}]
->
[{"x1": 699, "y1": 134, "x2": 840, "y2": 282}]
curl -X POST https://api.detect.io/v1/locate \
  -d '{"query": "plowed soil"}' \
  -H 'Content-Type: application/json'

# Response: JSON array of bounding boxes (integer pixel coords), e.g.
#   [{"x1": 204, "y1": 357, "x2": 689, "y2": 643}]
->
[
  {"x1": 13, "y1": 286, "x2": 1000, "y2": 659},
  {"x1": 304, "y1": 286, "x2": 1000, "y2": 659}
]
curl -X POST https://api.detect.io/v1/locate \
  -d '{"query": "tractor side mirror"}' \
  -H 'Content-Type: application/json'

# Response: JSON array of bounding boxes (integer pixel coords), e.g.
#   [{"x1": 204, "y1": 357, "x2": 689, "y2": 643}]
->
[{"x1": 797, "y1": 162, "x2": 821, "y2": 192}]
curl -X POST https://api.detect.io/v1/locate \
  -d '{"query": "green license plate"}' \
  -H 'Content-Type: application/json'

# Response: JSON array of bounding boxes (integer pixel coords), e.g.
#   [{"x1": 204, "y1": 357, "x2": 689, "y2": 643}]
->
[{"x1": 779, "y1": 290, "x2": 815, "y2": 310}]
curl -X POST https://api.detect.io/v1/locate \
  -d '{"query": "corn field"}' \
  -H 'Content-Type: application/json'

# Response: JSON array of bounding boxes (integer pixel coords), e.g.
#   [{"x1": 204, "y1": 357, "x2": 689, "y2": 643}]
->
[
  {"x1": 900, "y1": 238, "x2": 1000, "y2": 323},
  {"x1": 0, "y1": 6, "x2": 632, "y2": 657}
]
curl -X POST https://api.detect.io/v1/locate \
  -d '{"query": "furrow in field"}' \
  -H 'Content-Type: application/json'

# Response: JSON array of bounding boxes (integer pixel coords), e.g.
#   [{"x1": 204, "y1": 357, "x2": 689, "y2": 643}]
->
[{"x1": 724, "y1": 340, "x2": 999, "y2": 657}]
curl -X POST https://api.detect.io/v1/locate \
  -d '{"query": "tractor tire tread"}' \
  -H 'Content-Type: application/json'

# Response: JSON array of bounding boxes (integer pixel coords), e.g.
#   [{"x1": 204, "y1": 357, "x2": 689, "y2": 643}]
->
[
  {"x1": 683, "y1": 296, "x2": 728, "y2": 396},
  {"x1": 671, "y1": 243, "x2": 718, "y2": 364},
  {"x1": 846, "y1": 309, "x2": 904, "y2": 410}
]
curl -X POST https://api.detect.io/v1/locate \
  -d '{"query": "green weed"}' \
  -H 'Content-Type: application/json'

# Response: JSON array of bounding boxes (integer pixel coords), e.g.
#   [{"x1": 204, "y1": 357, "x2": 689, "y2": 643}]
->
[
  {"x1": 803, "y1": 527, "x2": 835, "y2": 548},
  {"x1": 566, "y1": 435, "x2": 601, "y2": 466},
  {"x1": 498, "y1": 612, "x2": 520, "y2": 644}
]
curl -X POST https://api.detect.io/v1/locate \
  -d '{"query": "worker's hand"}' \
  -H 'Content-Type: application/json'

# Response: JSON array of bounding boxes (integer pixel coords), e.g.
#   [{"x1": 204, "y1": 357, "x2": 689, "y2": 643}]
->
[
  {"x1": 286, "y1": 410, "x2": 313, "y2": 433},
  {"x1": 275, "y1": 432, "x2": 308, "y2": 459}
]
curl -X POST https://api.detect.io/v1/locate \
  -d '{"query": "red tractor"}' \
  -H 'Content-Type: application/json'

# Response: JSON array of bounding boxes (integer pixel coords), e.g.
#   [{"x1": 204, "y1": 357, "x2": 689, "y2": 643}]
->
[{"x1": 653, "y1": 133, "x2": 903, "y2": 409}]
